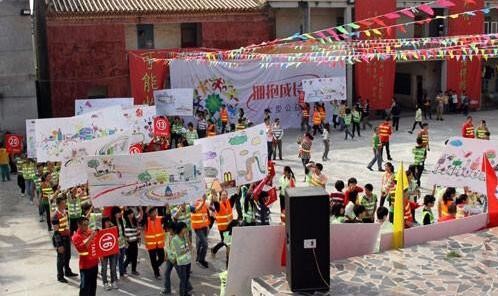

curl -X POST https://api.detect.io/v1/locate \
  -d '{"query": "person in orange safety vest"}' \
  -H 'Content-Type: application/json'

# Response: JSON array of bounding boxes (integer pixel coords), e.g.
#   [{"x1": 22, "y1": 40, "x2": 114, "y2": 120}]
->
[
  {"x1": 378, "y1": 117, "x2": 393, "y2": 161},
  {"x1": 219, "y1": 105, "x2": 229, "y2": 134},
  {"x1": 142, "y1": 207, "x2": 166, "y2": 279},
  {"x1": 211, "y1": 189, "x2": 235, "y2": 257},
  {"x1": 461, "y1": 116, "x2": 475, "y2": 138},
  {"x1": 192, "y1": 195, "x2": 210, "y2": 268}
]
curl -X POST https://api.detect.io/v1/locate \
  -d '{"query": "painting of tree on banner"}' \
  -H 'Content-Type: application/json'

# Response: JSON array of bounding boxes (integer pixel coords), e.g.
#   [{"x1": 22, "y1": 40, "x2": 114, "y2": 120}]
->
[{"x1": 87, "y1": 145, "x2": 205, "y2": 207}]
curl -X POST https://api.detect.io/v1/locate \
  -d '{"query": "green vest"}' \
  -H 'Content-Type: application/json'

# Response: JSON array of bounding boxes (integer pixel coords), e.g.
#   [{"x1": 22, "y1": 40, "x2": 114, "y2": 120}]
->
[
  {"x1": 172, "y1": 235, "x2": 191, "y2": 266},
  {"x1": 34, "y1": 176, "x2": 41, "y2": 190},
  {"x1": 413, "y1": 146, "x2": 426, "y2": 165},
  {"x1": 16, "y1": 159, "x2": 25, "y2": 176},
  {"x1": 422, "y1": 209, "x2": 434, "y2": 224},
  {"x1": 22, "y1": 163, "x2": 36, "y2": 180},
  {"x1": 352, "y1": 111, "x2": 361, "y2": 123},
  {"x1": 173, "y1": 206, "x2": 191, "y2": 231},
  {"x1": 185, "y1": 130, "x2": 198, "y2": 145},
  {"x1": 476, "y1": 127, "x2": 488, "y2": 139},
  {"x1": 67, "y1": 198, "x2": 82, "y2": 219},
  {"x1": 41, "y1": 186, "x2": 53, "y2": 204},
  {"x1": 89, "y1": 213, "x2": 102, "y2": 230},
  {"x1": 344, "y1": 114, "x2": 352, "y2": 125},
  {"x1": 51, "y1": 171, "x2": 59, "y2": 185}
]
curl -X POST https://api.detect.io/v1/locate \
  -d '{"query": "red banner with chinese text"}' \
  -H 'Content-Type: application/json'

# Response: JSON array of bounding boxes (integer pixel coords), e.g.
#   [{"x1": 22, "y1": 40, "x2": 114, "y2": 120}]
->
[
  {"x1": 355, "y1": 0, "x2": 396, "y2": 110},
  {"x1": 447, "y1": 0, "x2": 484, "y2": 108},
  {"x1": 129, "y1": 52, "x2": 168, "y2": 105}
]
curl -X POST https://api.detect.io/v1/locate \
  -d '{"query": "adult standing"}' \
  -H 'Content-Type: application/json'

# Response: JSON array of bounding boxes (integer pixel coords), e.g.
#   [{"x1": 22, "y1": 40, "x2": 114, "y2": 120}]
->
[
  {"x1": 298, "y1": 133, "x2": 313, "y2": 181},
  {"x1": 191, "y1": 195, "x2": 210, "y2": 268},
  {"x1": 143, "y1": 208, "x2": 166, "y2": 279},
  {"x1": 390, "y1": 99, "x2": 401, "y2": 132},
  {"x1": 72, "y1": 217, "x2": 99, "y2": 296},
  {"x1": 423, "y1": 97, "x2": 432, "y2": 120},
  {"x1": 367, "y1": 127, "x2": 383, "y2": 171},
  {"x1": 435, "y1": 91, "x2": 445, "y2": 121},
  {"x1": 461, "y1": 91, "x2": 470, "y2": 116},
  {"x1": 265, "y1": 118, "x2": 273, "y2": 162},
  {"x1": 123, "y1": 208, "x2": 140, "y2": 275},
  {"x1": 52, "y1": 196, "x2": 78, "y2": 283},
  {"x1": 451, "y1": 91, "x2": 459, "y2": 113},
  {"x1": 0, "y1": 146, "x2": 10, "y2": 182},
  {"x1": 352, "y1": 105, "x2": 362, "y2": 137},
  {"x1": 312, "y1": 103, "x2": 322, "y2": 136},
  {"x1": 378, "y1": 118, "x2": 393, "y2": 161},
  {"x1": 322, "y1": 123, "x2": 330, "y2": 162},
  {"x1": 300, "y1": 103, "x2": 310, "y2": 132},
  {"x1": 211, "y1": 190, "x2": 235, "y2": 256},
  {"x1": 461, "y1": 116, "x2": 475, "y2": 138},
  {"x1": 272, "y1": 118, "x2": 284, "y2": 161}
]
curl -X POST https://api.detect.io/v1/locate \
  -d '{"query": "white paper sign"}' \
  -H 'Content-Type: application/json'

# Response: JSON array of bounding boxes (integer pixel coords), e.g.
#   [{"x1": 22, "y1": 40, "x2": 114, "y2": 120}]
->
[
  {"x1": 59, "y1": 131, "x2": 131, "y2": 190},
  {"x1": 26, "y1": 119, "x2": 37, "y2": 159},
  {"x1": 121, "y1": 105, "x2": 156, "y2": 144},
  {"x1": 427, "y1": 137, "x2": 498, "y2": 194},
  {"x1": 302, "y1": 77, "x2": 347, "y2": 102},
  {"x1": 87, "y1": 146, "x2": 205, "y2": 207},
  {"x1": 154, "y1": 89, "x2": 194, "y2": 116},
  {"x1": 75, "y1": 98, "x2": 134, "y2": 115},
  {"x1": 194, "y1": 124, "x2": 268, "y2": 187},
  {"x1": 35, "y1": 106, "x2": 129, "y2": 162}
]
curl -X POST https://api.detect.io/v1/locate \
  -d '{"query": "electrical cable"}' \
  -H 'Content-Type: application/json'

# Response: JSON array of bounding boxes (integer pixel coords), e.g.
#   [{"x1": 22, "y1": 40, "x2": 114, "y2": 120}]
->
[{"x1": 312, "y1": 247, "x2": 330, "y2": 289}]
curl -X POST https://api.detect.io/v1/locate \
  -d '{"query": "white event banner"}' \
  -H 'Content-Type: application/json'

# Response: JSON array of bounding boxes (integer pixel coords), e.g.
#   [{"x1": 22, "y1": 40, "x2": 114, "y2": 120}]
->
[
  {"x1": 75, "y1": 98, "x2": 134, "y2": 115},
  {"x1": 194, "y1": 124, "x2": 268, "y2": 187},
  {"x1": 170, "y1": 60, "x2": 345, "y2": 128},
  {"x1": 34, "y1": 106, "x2": 129, "y2": 162},
  {"x1": 87, "y1": 146, "x2": 205, "y2": 207},
  {"x1": 154, "y1": 88, "x2": 194, "y2": 116},
  {"x1": 59, "y1": 131, "x2": 131, "y2": 190},
  {"x1": 122, "y1": 105, "x2": 156, "y2": 145},
  {"x1": 302, "y1": 77, "x2": 346, "y2": 102},
  {"x1": 427, "y1": 137, "x2": 498, "y2": 194},
  {"x1": 26, "y1": 119, "x2": 37, "y2": 159}
]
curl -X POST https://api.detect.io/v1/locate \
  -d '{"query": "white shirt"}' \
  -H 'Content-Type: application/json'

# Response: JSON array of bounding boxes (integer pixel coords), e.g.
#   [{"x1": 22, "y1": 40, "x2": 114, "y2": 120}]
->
[
  {"x1": 452, "y1": 94, "x2": 458, "y2": 104},
  {"x1": 322, "y1": 129, "x2": 329, "y2": 141},
  {"x1": 345, "y1": 201, "x2": 355, "y2": 219}
]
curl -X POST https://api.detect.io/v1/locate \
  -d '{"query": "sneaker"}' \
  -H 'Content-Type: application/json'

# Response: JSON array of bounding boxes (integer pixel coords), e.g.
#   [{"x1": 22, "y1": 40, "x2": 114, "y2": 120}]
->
[
  {"x1": 160, "y1": 290, "x2": 171, "y2": 295},
  {"x1": 200, "y1": 261, "x2": 209, "y2": 269},
  {"x1": 111, "y1": 282, "x2": 118, "y2": 289},
  {"x1": 39, "y1": 217, "x2": 44, "y2": 222},
  {"x1": 132, "y1": 271, "x2": 140, "y2": 276},
  {"x1": 65, "y1": 272, "x2": 78, "y2": 277},
  {"x1": 155, "y1": 275, "x2": 161, "y2": 280},
  {"x1": 408, "y1": 131, "x2": 413, "y2": 134},
  {"x1": 367, "y1": 167, "x2": 373, "y2": 171},
  {"x1": 57, "y1": 277, "x2": 68, "y2": 283},
  {"x1": 378, "y1": 169, "x2": 385, "y2": 172},
  {"x1": 104, "y1": 283, "x2": 112, "y2": 291}
]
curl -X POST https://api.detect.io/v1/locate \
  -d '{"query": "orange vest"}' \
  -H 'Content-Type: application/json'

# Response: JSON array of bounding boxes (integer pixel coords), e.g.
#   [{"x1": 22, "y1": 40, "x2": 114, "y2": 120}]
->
[
  {"x1": 378, "y1": 123, "x2": 391, "y2": 143},
  {"x1": 216, "y1": 200, "x2": 233, "y2": 232},
  {"x1": 191, "y1": 201, "x2": 210, "y2": 230},
  {"x1": 318, "y1": 106, "x2": 326, "y2": 121},
  {"x1": 418, "y1": 130, "x2": 429, "y2": 147},
  {"x1": 144, "y1": 217, "x2": 165, "y2": 250},
  {"x1": 220, "y1": 109, "x2": 229, "y2": 123},
  {"x1": 404, "y1": 201, "x2": 413, "y2": 226},
  {"x1": 207, "y1": 125, "x2": 216, "y2": 137},
  {"x1": 302, "y1": 107, "x2": 310, "y2": 118},
  {"x1": 312, "y1": 111, "x2": 321, "y2": 125},
  {"x1": 462, "y1": 123, "x2": 475, "y2": 138}
]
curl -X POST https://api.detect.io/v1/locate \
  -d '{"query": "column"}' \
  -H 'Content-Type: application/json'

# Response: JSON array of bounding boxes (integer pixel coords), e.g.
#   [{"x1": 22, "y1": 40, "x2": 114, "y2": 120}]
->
[{"x1": 344, "y1": 6, "x2": 353, "y2": 107}]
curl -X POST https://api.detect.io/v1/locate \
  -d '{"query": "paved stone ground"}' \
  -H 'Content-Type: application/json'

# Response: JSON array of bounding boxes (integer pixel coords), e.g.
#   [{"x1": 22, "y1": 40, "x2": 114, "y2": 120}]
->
[
  {"x1": 0, "y1": 110, "x2": 496, "y2": 296},
  {"x1": 253, "y1": 227, "x2": 498, "y2": 295}
]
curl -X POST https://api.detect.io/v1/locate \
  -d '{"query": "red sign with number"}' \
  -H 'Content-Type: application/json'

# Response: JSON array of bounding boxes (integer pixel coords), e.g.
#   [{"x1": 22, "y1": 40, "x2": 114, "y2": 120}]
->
[
  {"x1": 129, "y1": 143, "x2": 143, "y2": 154},
  {"x1": 5, "y1": 134, "x2": 22, "y2": 154},
  {"x1": 95, "y1": 227, "x2": 119, "y2": 257},
  {"x1": 153, "y1": 116, "x2": 170, "y2": 137}
]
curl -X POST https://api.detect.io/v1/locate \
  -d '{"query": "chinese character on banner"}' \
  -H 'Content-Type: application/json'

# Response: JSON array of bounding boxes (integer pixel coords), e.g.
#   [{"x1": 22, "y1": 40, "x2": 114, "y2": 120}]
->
[
  {"x1": 5, "y1": 134, "x2": 23, "y2": 154},
  {"x1": 153, "y1": 116, "x2": 170, "y2": 137},
  {"x1": 96, "y1": 227, "x2": 119, "y2": 258},
  {"x1": 129, "y1": 144, "x2": 143, "y2": 154},
  {"x1": 298, "y1": 90, "x2": 305, "y2": 107}
]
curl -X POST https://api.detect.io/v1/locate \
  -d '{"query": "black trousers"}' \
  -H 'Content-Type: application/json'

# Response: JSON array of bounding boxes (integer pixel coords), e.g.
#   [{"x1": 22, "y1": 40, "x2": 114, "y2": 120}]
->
[
  {"x1": 392, "y1": 117, "x2": 400, "y2": 131},
  {"x1": 414, "y1": 164, "x2": 424, "y2": 187},
  {"x1": 212, "y1": 231, "x2": 227, "y2": 254},
  {"x1": 18, "y1": 175, "x2": 25, "y2": 193},
  {"x1": 197, "y1": 129, "x2": 206, "y2": 139},
  {"x1": 43, "y1": 203, "x2": 51, "y2": 231},
  {"x1": 148, "y1": 248, "x2": 165, "y2": 277},
  {"x1": 267, "y1": 142, "x2": 273, "y2": 161},
  {"x1": 80, "y1": 266, "x2": 98, "y2": 296},
  {"x1": 410, "y1": 121, "x2": 423, "y2": 132},
  {"x1": 69, "y1": 218, "x2": 78, "y2": 236},
  {"x1": 124, "y1": 241, "x2": 138, "y2": 272},
  {"x1": 57, "y1": 236, "x2": 72, "y2": 279},
  {"x1": 381, "y1": 141, "x2": 392, "y2": 160},
  {"x1": 352, "y1": 122, "x2": 361, "y2": 137}
]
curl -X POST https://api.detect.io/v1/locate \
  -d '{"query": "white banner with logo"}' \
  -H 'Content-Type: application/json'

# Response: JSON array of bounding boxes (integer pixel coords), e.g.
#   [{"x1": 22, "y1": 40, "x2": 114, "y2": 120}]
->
[
  {"x1": 302, "y1": 77, "x2": 347, "y2": 102},
  {"x1": 87, "y1": 146, "x2": 205, "y2": 207},
  {"x1": 26, "y1": 119, "x2": 37, "y2": 159},
  {"x1": 122, "y1": 105, "x2": 156, "y2": 145},
  {"x1": 170, "y1": 60, "x2": 345, "y2": 128},
  {"x1": 59, "y1": 131, "x2": 131, "y2": 190},
  {"x1": 427, "y1": 137, "x2": 498, "y2": 194},
  {"x1": 75, "y1": 98, "x2": 134, "y2": 115},
  {"x1": 154, "y1": 89, "x2": 194, "y2": 116},
  {"x1": 194, "y1": 124, "x2": 268, "y2": 187}
]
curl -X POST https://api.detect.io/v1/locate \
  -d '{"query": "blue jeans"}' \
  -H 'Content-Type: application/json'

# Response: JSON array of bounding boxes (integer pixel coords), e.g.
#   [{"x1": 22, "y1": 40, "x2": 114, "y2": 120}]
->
[
  {"x1": 176, "y1": 264, "x2": 192, "y2": 296},
  {"x1": 0, "y1": 164, "x2": 10, "y2": 181},
  {"x1": 25, "y1": 180, "x2": 35, "y2": 201},
  {"x1": 163, "y1": 260, "x2": 176, "y2": 293},
  {"x1": 101, "y1": 255, "x2": 117, "y2": 284},
  {"x1": 195, "y1": 227, "x2": 208, "y2": 263},
  {"x1": 118, "y1": 247, "x2": 126, "y2": 275}
]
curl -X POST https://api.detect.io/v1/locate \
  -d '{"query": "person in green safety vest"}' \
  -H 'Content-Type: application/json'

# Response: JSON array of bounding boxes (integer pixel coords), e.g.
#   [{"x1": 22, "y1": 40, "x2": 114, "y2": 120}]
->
[
  {"x1": 343, "y1": 108, "x2": 354, "y2": 140},
  {"x1": 23, "y1": 158, "x2": 36, "y2": 203},
  {"x1": 67, "y1": 188, "x2": 82, "y2": 235},
  {"x1": 15, "y1": 154, "x2": 26, "y2": 197},
  {"x1": 171, "y1": 222, "x2": 193, "y2": 296},
  {"x1": 40, "y1": 173, "x2": 54, "y2": 231},
  {"x1": 81, "y1": 203, "x2": 102, "y2": 231},
  {"x1": 352, "y1": 105, "x2": 362, "y2": 138},
  {"x1": 172, "y1": 203, "x2": 193, "y2": 243},
  {"x1": 241, "y1": 184, "x2": 257, "y2": 226},
  {"x1": 161, "y1": 221, "x2": 178, "y2": 296},
  {"x1": 422, "y1": 195, "x2": 436, "y2": 225},
  {"x1": 412, "y1": 137, "x2": 427, "y2": 187}
]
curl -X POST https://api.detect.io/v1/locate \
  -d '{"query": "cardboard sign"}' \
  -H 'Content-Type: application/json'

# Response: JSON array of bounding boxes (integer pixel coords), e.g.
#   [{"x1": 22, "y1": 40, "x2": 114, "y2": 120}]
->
[
  {"x1": 95, "y1": 227, "x2": 119, "y2": 257},
  {"x1": 153, "y1": 116, "x2": 170, "y2": 137},
  {"x1": 5, "y1": 134, "x2": 23, "y2": 154}
]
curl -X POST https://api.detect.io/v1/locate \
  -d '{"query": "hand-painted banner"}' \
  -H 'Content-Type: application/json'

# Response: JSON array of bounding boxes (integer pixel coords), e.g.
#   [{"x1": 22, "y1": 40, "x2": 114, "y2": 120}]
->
[
  {"x1": 75, "y1": 98, "x2": 134, "y2": 115},
  {"x1": 5, "y1": 134, "x2": 23, "y2": 154},
  {"x1": 87, "y1": 145, "x2": 205, "y2": 207},
  {"x1": 194, "y1": 124, "x2": 268, "y2": 187},
  {"x1": 35, "y1": 106, "x2": 129, "y2": 162},
  {"x1": 59, "y1": 131, "x2": 131, "y2": 190},
  {"x1": 302, "y1": 77, "x2": 346, "y2": 102},
  {"x1": 26, "y1": 119, "x2": 37, "y2": 159},
  {"x1": 427, "y1": 137, "x2": 498, "y2": 194},
  {"x1": 170, "y1": 60, "x2": 345, "y2": 128},
  {"x1": 154, "y1": 89, "x2": 194, "y2": 116},
  {"x1": 121, "y1": 105, "x2": 156, "y2": 145}
]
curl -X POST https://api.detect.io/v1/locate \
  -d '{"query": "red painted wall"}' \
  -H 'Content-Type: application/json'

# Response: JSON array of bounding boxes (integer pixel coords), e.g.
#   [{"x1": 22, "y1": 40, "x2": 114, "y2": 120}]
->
[
  {"x1": 46, "y1": 24, "x2": 129, "y2": 117},
  {"x1": 201, "y1": 19, "x2": 274, "y2": 49}
]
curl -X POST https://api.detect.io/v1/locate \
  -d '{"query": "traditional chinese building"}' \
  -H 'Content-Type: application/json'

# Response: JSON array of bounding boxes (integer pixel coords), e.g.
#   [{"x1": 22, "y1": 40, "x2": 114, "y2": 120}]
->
[{"x1": 40, "y1": 0, "x2": 274, "y2": 116}]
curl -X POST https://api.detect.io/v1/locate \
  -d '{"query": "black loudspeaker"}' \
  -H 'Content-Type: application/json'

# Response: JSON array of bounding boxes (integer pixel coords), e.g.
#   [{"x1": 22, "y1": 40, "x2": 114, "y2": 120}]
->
[{"x1": 285, "y1": 187, "x2": 330, "y2": 292}]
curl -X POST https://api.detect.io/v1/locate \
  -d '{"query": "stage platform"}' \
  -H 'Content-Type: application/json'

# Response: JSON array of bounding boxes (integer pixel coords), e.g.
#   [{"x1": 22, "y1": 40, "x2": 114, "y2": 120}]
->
[{"x1": 252, "y1": 227, "x2": 498, "y2": 296}]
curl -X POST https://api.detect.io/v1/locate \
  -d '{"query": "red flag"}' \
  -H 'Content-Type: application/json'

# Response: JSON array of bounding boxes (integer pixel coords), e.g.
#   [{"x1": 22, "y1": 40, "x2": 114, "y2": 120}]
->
[
  {"x1": 482, "y1": 154, "x2": 498, "y2": 227},
  {"x1": 95, "y1": 227, "x2": 120, "y2": 257},
  {"x1": 265, "y1": 187, "x2": 278, "y2": 207}
]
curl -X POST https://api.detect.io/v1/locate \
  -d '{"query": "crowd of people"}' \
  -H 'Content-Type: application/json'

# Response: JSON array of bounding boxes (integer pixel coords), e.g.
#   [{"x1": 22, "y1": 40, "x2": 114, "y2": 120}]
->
[{"x1": 0, "y1": 95, "x2": 493, "y2": 296}]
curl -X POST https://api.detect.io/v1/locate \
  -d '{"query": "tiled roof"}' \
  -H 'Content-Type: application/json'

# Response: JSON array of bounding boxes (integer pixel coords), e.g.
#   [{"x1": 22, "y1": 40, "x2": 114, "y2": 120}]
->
[{"x1": 48, "y1": 0, "x2": 266, "y2": 15}]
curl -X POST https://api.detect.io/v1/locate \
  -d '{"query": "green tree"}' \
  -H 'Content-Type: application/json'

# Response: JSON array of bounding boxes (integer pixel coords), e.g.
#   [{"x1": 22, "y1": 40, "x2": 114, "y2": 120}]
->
[
  {"x1": 87, "y1": 159, "x2": 99, "y2": 172},
  {"x1": 138, "y1": 171, "x2": 152, "y2": 184}
]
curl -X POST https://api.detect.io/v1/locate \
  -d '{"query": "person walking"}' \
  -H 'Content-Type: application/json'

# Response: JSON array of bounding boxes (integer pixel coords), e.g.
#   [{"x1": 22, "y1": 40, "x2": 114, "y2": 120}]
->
[
  {"x1": 110, "y1": 207, "x2": 127, "y2": 278},
  {"x1": 67, "y1": 189, "x2": 82, "y2": 236},
  {"x1": 15, "y1": 154, "x2": 25, "y2": 196},
  {"x1": 211, "y1": 190, "x2": 235, "y2": 256},
  {"x1": 378, "y1": 117, "x2": 393, "y2": 161},
  {"x1": 312, "y1": 103, "x2": 322, "y2": 136},
  {"x1": 52, "y1": 196, "x2": 78, "y2": 283},
  {"x1": 412, "y1": 137, "x2": 427, "y2": 187},
  {"x1": 390, "y1": 99, "x2": 401, "y2": 131},
  {"x1": 161, "y1": 222, "x2": 177, "y2": 296},
  {"x1": 343, "y1": 108, "x2": 354, "y2": 140},
  {"x1": 0, "y1": 146, "x2": 10, "y2": 182},
  {"x1": 361, "y1": 100, "x2": 372, "y2": 130},
  {"x1": 322, "y1": 123, "x2": 330, "y2": 161},
  {"x1": 100, "y1": 217, "x2": 118, "y2": 290},
  {"x1": 298, "y1": 133, "x2": 313, "y2": 181},
  {"x1": 300, "y1": 103, "x2": 311, "y2": 132},
  {"x1": 331, "y1": 101, "x2": 339, "y2": 129},
  {"x1": 123, "y1": 208, "x2": 140, "y2": 276},
  {"x1": 367, "y1": 127, "x2": 383, "y2": 171},
  {"x1": 417, "y1": 123, "x2": 430, "y2": 152},
  {"x1": 23, "y1": 158, "x2": 36, "y2": 203},
  {"x1": 408, "y1": 105, "x2": 423, "y2": 134},
  {"x1": 191, "y1": 195, "x2": 210, "y2": 269},
  {"x1": 352, "y1": 106, "x2": 362, "y2": 137},
  {"x1": 143, "y1": 208, "x2": 166, "y2": 279},
  {"x1": 41, "y1": 173, "x2": 54, "y2": 231},
  {"x1": 278, "y1": 167, "x2": 295, "y2": 223},
  {"x1": 172, "y1": 222, "x2": 193, "y2": 296},
  {"x1": 72, "y1": 217, "x2": 99, "y2": 296},
  {"x1": 272, "y1": 118, "x2": 284, "y2": 160}
]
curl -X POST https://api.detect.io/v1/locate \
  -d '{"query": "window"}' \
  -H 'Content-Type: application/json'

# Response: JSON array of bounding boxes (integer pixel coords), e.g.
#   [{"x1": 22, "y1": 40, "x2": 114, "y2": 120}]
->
[
  {"x1": 181, "y1": 23, "x2": 201, "y2": 48},
  {"x1": 413, "y1": 15, "x2": 425, "y2": 38},
  {"x1": 394, "y1": 73, "x2": 411, "y2": 96},
  {"x1": 87, "y1": 86, "x2": 108, "y2": 99},
  {"x1": 137, "y1": 24, "x2": 154, "y2": 49},
  {"x1": 336, "y1": 17, "x2": 344, "y2": 27}
]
